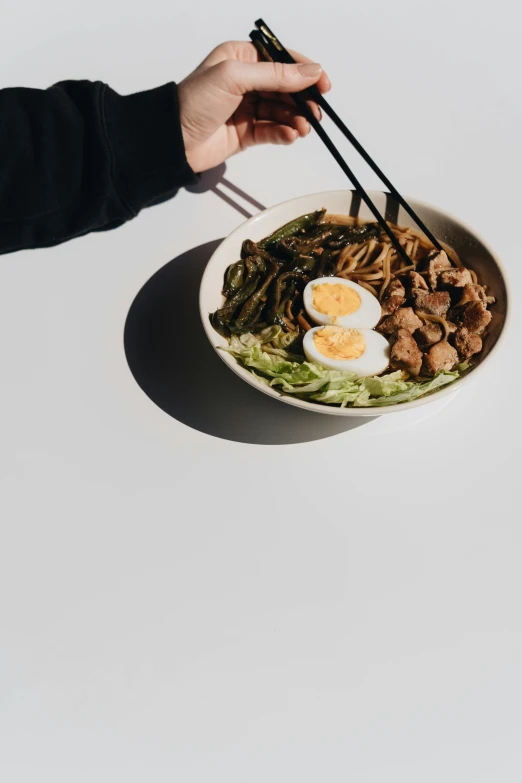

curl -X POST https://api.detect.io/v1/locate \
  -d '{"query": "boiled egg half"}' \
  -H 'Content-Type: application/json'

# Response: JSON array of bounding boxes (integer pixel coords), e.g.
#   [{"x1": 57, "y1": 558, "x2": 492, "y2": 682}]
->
[
  {"x1": 304, "y1": 325, "x2": 390, "y2": 378},
  {"x1": 303, "y1": 277, "x2": 382, "y2": 329}
]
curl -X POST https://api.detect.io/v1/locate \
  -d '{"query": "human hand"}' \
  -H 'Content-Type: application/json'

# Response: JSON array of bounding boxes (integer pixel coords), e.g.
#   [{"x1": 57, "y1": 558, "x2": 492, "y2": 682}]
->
[{"x1": 177, "y1": 41, "x2": 331, "y2": 173}]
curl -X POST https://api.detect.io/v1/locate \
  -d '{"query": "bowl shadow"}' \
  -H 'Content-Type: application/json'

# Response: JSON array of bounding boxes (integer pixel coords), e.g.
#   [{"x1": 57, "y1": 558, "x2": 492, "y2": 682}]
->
[{"x1": 123, "y1": 240, "x2": 376, "y2": 445}]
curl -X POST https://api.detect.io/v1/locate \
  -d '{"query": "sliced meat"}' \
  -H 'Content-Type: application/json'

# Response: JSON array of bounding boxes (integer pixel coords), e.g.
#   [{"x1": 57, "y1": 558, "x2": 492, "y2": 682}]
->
[
  {"x1": 384, "y1": 278, "x2": 406, "y2": 298},
  {"x1": 408, "y1": 271, "x2": 429, "y2": 291},
  {"x1": 378, "y1": 307, "x2": 423, "y2": 335},
  {"x1": 412, "y1": 290, "x2": 451, "y2": 318},
  {"x1": 423, "y1": 341, "x2": 459, "y2": 375},
  {"x1": 438, "y1": 267, "x2": 473, "y2": 290},
  {"x1": 381, "y1": 278, "x2": 406, "y2": 315},
  {"x1": 455, "y1": 283, "x2": 487, "y2": 305},
  {"x1": 389, "y1": 328, "x2": 423, "y2": 376},
  {"x1": 453, "y1": 301, "x2": 492, "y2": 334},
  {"x1": 426, "y1": 249, "x2": 451, "y2": 269},
  {"x1": 415, "y1": 321, "x2": 443, "y2": 347},
  {"x1": 381, "y1": 295, "x2": 406, "y2": 316},
  {"x1": 420, "y1": 249, "x2": 452, "y2": 290},
  {"x1": 454, "y1": 327, "x2": 483, "y2": 361}
]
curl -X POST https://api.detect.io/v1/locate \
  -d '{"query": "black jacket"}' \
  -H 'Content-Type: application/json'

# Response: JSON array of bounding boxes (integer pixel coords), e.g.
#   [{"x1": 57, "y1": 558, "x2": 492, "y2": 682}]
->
[{"x1": 0, "y1": 80, "x2": 194, "y2": 255}]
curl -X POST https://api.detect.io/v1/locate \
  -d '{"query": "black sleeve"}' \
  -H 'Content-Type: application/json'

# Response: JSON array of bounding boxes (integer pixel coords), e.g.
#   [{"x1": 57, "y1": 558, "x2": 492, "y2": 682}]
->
[{"x1": 0, "y1": 80, "x2": 195, "y2": 255}]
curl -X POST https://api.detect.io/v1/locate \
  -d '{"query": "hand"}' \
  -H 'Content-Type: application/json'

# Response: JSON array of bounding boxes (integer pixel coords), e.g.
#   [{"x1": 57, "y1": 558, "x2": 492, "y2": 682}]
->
[{"x1": 177, "y1": 41, "x2": 331, "y2": 173}]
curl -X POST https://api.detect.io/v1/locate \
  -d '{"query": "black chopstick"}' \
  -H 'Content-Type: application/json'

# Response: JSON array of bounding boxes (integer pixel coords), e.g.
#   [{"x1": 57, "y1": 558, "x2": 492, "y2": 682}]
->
[
  {"x1": 250, "y1": 29, "x2": 412, "y2": 266},
  {"x1": 254, "y1": 19, "x2": 444, "y2": 254}
]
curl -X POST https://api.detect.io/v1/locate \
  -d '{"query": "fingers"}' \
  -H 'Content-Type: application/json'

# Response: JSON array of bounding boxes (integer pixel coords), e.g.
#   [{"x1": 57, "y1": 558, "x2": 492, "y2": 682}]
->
[
  {"x1": 286, "y1": 48, "x2": 331, "y2": 93},
  {"x1": 209, "y1": 59, "x2": 323, "y2": 97},
  {"x1": 198, "y1": 41, "x2": 332, "y2": 94},
  {"x1": 256, "y1": 99, "x2": 315, "y2": 136},
  {"x1": 252, "y1": 122, "x2": 298, "y2": 146},
  {"x1": 257, "y1": 93, "x2": 322, "y2": 121}
]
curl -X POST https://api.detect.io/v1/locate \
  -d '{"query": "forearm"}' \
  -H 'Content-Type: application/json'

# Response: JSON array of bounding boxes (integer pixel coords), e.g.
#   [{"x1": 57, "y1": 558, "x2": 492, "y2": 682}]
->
[{"x1": 0, "y1": 80, "x2": 194, "y2": 255}]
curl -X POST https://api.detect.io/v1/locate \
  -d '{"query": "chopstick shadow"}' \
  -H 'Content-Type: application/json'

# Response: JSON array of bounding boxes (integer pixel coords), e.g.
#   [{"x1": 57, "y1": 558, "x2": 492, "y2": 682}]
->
[
  {"x1": 123, "y1": 239, "x2": 376, "y2": 445},
  {"x1": 186, "y1": 163, "x2": 267, "y2": 220}
]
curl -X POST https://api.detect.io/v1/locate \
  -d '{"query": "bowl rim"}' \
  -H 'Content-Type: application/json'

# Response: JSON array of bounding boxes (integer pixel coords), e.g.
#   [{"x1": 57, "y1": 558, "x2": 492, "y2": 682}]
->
[{"x1": 199, "y1": 189, "x2": 510, "y2": 417}]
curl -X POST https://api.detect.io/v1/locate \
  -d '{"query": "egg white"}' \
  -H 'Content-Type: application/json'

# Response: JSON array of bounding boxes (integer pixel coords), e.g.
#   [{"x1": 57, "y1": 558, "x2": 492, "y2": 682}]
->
[
  {"x1": 303, "y1": 326, "x2": 390, "y2": 378},
  {"x1": 303, "y1": 277, "x2": 382, "y2": 329}
]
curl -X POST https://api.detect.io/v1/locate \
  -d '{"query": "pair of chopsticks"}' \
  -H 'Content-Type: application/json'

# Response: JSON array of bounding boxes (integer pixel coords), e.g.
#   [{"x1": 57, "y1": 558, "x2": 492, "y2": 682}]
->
[{"x1": 250, "y1": 19, "x2": 443, "y2": 265}]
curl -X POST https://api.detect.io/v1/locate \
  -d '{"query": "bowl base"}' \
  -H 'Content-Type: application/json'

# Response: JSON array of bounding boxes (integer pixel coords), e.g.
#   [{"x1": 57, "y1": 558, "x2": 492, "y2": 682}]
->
[{"x1": 367, "y1": 391, "x2": 458, "y2": 434}]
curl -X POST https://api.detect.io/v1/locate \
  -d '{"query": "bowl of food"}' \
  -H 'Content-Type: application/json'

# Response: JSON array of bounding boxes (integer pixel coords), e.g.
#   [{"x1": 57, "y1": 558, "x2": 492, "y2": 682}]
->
[{"x1": 199, "y1": 190, "x2": 509, "y2": 416}]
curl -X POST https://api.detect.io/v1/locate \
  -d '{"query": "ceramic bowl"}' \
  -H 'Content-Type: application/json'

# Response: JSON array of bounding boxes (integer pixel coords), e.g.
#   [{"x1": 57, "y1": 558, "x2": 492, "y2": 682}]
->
[{"x1": 199, "y1": 190, "x2": 509, "y2": 416}]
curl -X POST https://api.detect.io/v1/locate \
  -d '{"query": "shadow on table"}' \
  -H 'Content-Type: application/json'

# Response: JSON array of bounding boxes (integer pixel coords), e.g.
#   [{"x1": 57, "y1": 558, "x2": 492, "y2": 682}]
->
[
  {"x1": 124, "y1": 171, "x2": 377, "y2": 445},
  {"x1": 124, "y1": 241, "x2": 376, "y2": 445}
]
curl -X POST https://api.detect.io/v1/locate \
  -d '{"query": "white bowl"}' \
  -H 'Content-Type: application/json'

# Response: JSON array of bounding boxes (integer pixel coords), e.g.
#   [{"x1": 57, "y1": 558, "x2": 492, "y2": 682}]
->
[{"x1": 199, "y1": 190, "x2": 509, "y2": 416}]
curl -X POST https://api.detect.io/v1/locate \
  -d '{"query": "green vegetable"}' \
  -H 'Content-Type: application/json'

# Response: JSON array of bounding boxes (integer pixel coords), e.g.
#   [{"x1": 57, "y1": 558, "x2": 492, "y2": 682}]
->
[
  {"x1": 326, "y1": 223, "x2": 380, "y2": 248},
  {"x1": 234, "y1": 259, "x2": 280, "y2": 329},
  {"x1": 223, "y1": 328, "x2": 462, "y2": 408},
  {"x1": 258, "y1": 210, "x2": 326, "y2": 249},
  {"x1": 223, "y1": 260, "x2": 245, "y2": 297},
  {"x1": 210, "y1": 257, "x2": 262, "y2": 336},
  {"x1": 266, "y1": 271, "x2": 304, "y2": 324}
]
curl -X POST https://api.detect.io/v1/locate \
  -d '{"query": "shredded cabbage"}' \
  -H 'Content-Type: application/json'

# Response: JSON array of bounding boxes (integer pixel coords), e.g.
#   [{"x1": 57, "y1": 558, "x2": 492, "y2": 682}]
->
[{"x1": 223, "y1": 327, "x2": 463, "y2": 408}]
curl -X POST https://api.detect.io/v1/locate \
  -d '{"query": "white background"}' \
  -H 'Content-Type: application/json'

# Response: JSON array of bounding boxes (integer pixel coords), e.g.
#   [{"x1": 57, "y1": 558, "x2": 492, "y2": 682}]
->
[{"x1": 1, "y1": 1, "x2": 522, "y2": 780}]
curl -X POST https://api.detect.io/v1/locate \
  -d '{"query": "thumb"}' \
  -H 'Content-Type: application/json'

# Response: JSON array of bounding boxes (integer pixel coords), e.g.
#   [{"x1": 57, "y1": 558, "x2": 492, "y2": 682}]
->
[{"x1": 211, "y1": 59, "x2": 323, "y2": 96}]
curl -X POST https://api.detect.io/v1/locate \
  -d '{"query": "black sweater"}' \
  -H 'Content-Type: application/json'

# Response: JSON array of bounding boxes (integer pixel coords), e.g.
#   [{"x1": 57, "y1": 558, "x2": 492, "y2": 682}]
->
[{"x1": 0, "y1": 80, "x2": 194, "y2": 255}]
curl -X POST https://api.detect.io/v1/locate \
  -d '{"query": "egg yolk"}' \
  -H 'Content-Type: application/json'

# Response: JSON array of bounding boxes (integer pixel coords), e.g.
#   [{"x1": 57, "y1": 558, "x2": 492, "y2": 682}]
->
[
  {"x1": 312, "y1": 283, "x2": 361, "y2": 319},
  {"x1": 314, "y1": 326, "x2": 366, "y2": 361}
]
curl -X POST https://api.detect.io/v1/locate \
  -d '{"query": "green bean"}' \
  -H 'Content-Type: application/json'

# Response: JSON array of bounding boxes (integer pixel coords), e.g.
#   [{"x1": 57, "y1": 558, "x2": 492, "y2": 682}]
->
[
  {"x1": 239, "y1": 319, "x2": 269, "y2": 334},
  {"x1": 316, "y1": 250, "x2": 337, "y2": 278},
  {"x1": 266, "y1": 271, "x2": 305, "y2": 324},
  {"x1": 234, "y1": 259, "x2": 279, "y2": 329},
  {"x1": 210, "y1": 257, "x2": 261, "y2": 334},
  {"x1": 241, "y1": 239, "x2": 258, "y2": 259},
  {"x1": 277, "y1": 280, "x2": 297, "y2": 316},
  {"x1": 223, "y1": 260, "x2": 245, "y2": 297},
  {"x1": 276, "y1": 236, "x2": 300, "y2": 258},
  {"x1": 292, "y1": 255, "x2": 317, "y2": 273},
  {"x1": 327, "y1": 223, "x2": 380, "y2": 248},
  {"x1": 240, "y1": 241, "x2": 279, "y2": 264},
  {"x1": 209, "y1": 311, "x2": 231, "y2": 338},
  {"x1": 258, "y1": 209, "x2": 326, "y2": 250}
]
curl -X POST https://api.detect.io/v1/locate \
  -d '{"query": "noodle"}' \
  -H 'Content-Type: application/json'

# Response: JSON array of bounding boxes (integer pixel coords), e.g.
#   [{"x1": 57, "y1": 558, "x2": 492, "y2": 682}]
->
[
  {"x1": 329, "y1": 220, "x2": 473, "y2": 309},
  {"x1": 371, "y1": 243, "x2": 390, "y2": 267},
  {"x1": 470, "y1": 269, "x2": 478, "y2": 284},
  {"x1": 440, "y1": 241, "x2": 461, "y2": 265},
  {"x1": 351, "y1": 271, "x2": 384, "y2": 281},
  {"x1": 297, "y1": 312, "x2": 312, "y2": 331},
  {"x1": 337, "y1": 243, "x2": 357, "y2": 269},
  {"x1": 379, "y1": 248, "x2": 393, "y2": 299},
  {"x1": 342, "y1": 257, "x2": 359, "y2": 275},
  {"x1": 358, "y1": 239, "x2": 377, "y2": 267},
  {"x1": 353, "y1": 245, "x2": 371, "y2": 264},
  {"x1": 356, "y1": 281, "x2": 379, "y2": 296}
]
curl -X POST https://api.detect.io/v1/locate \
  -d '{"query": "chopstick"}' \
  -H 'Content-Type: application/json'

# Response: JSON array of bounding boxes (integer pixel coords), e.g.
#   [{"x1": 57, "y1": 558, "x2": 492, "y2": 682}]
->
[
  {"x1": 250, "y1": 31, "x2": 411, "y2": 265},
  {"x1": 252, "y1": 20, "x2": 444, "y2": 258}
]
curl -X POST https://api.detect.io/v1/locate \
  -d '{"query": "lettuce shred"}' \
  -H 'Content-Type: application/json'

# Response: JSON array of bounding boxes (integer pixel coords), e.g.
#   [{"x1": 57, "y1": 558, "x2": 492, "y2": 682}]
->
[{"x1": 222, "y1": 327, "x2": 464, "y2": 408}]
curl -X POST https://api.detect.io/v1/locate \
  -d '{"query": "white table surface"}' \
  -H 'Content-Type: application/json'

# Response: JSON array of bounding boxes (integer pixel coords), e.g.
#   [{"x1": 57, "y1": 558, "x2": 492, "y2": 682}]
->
[{"x1": 1, "y1": 1, "x2": 522, "y2": 780}]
